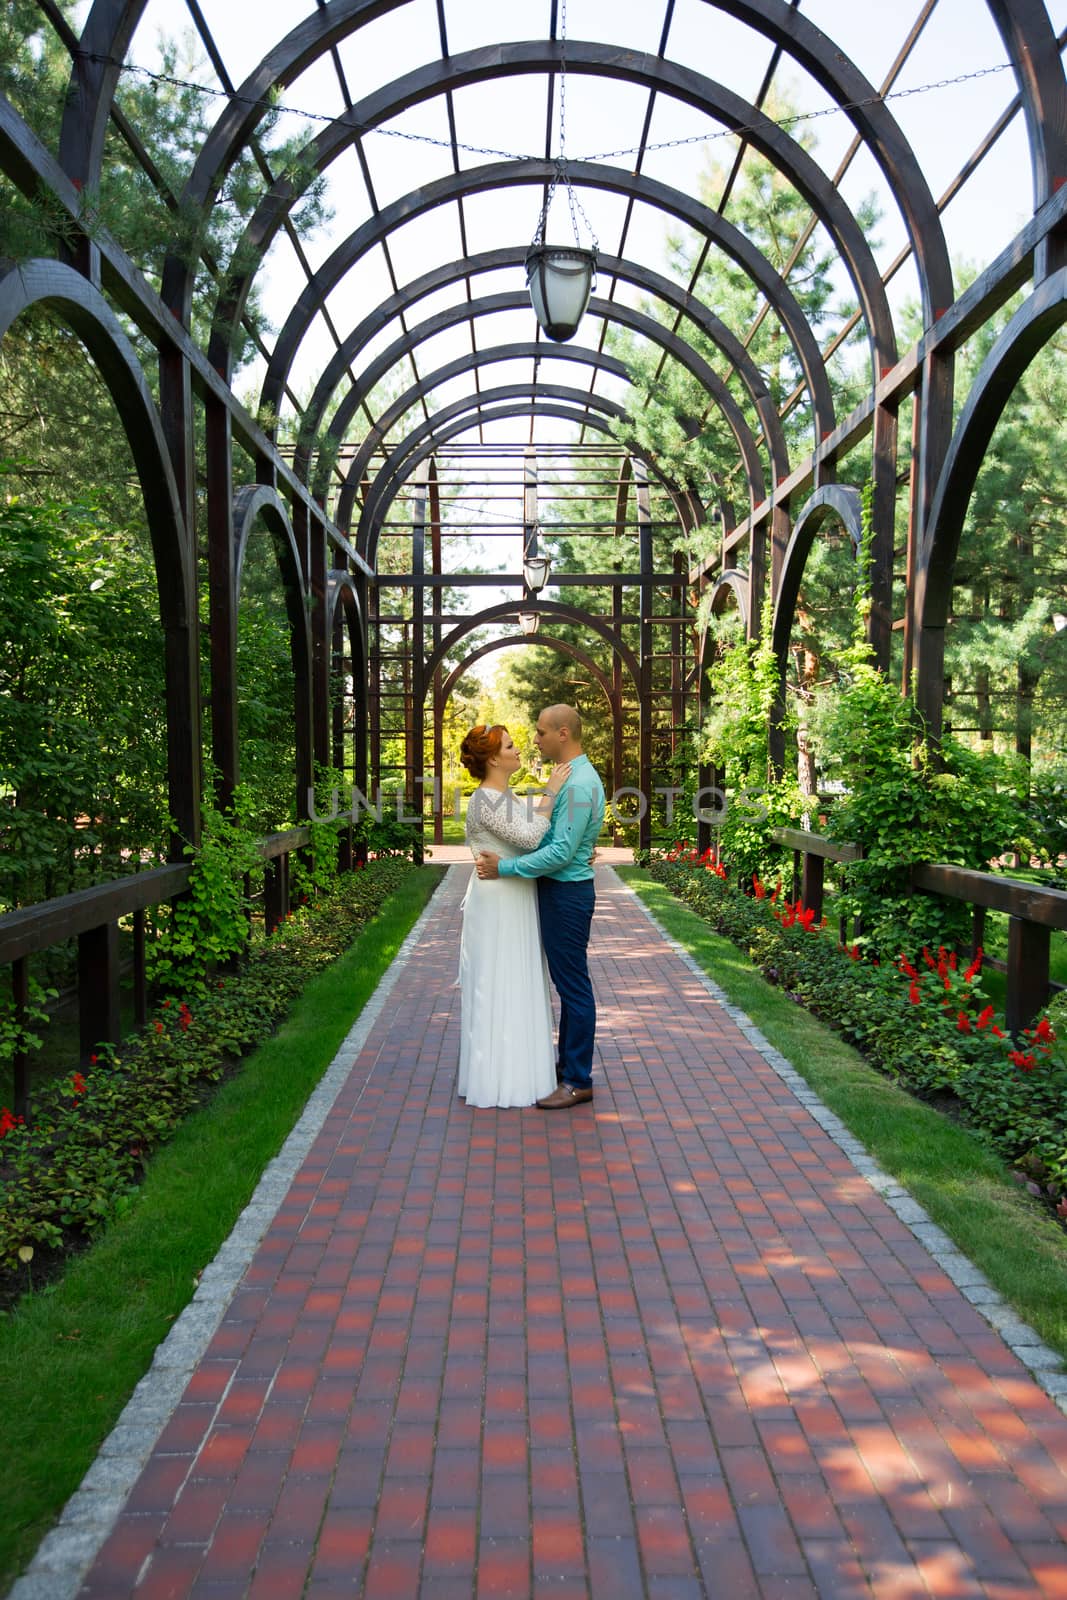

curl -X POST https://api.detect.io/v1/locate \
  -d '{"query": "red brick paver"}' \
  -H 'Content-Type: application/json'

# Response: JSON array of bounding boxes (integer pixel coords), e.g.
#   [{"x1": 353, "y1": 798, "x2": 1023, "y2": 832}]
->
[{"x1": 79, "y1": 868, "x2": 1067, "y2": 1598}]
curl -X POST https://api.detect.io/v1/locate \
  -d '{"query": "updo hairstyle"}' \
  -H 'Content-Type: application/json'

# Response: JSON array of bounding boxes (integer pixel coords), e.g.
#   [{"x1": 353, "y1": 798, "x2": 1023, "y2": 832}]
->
[{"x1": 459, "y1": 723, "x2": 507, "y2": 781}]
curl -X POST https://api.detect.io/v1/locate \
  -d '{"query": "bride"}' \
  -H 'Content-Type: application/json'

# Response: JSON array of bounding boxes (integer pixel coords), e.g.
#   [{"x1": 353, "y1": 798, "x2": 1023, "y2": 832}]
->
[{"x1": 457, "y1": 724, "x2": 571, "y2": 1108}]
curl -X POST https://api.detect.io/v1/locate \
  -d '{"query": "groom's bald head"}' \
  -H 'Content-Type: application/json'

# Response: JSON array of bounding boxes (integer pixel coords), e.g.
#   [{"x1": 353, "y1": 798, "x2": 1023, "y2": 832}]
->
[
  {"x1": 536, "y1": 704, "x2": 583, "y2": 762},
  {"x1": 544, "y1": 704, "x2": 582, "y2": 742}
]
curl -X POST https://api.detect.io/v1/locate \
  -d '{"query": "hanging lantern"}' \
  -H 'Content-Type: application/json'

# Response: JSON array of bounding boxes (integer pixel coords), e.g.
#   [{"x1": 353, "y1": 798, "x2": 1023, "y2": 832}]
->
[
  {"x1": 518, "y1": 610, "x2": 541, "y2": 636},
  {"x1": 526, "y1": 243, "x2": 597, "y2": 343},
  {"x1": 522, "y1": 545, "x2": 552, "y2": 592}
]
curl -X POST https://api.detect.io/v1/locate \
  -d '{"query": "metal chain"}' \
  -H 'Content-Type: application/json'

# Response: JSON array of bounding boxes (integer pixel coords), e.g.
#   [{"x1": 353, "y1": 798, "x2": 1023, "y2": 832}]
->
[{"x1": 84, "y1": 51, "x2": 1015, "y2": 173}]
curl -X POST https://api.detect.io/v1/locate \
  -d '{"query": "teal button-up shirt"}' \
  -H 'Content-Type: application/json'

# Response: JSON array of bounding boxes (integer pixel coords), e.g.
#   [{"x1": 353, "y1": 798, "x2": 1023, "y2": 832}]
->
[{"x1": 497, "y1": 753, "x2": 605, "y2": 882}]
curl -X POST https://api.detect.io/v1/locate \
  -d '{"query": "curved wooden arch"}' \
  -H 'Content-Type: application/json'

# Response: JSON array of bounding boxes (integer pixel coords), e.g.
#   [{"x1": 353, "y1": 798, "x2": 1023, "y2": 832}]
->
[
  {"x1": 984, "y1": 0, "x2": 1067, "y2": 237},
  {"x1": 771, "y1": 485, "x2": 865, "y2": 669},
  {"x1": 914, "y1": 267, "x2": 1067, "y2": 739},
  {"x1": 232, "y1": 484, "x2": 308, "y2": 616},
  {"x1": 324, "y1": 292, "x2": 771, "y2": 517},
  {"x1": 259, "y1": 160, "x2": 836, "y2": 452},
  {"x1": 153, "y1": 1, "x2": 952, "y2": 337},
  {"x1": 345, "y1": 341, "x2": 631, "y2": 502},
  {"x1": 343, "y1": 341, "x2": 767, "y2": 546},
  {"x1": 355, "y1": 383, "x2": 633, "y2": 557},
  {"x1": 425, "y1": 601, "x2": 642, "y2": 697},
  {"x1": 231, "y1": 484, "x2": 314, "y2": 811},
  {"x1": 0, "y1": 257, "x2": 200, "y2": 843},
  {"x1": 439, "y1": 634, "x2": 616, "y2": 715},
  {"x1": 205, "y1": 41, "x2": 894, "y2": 391},
  {"x1": 295, "y1": 250, "x2": 786, "y2": 494},
  {"x1": 354, "y1": 401, "x2": 692, "y2": 563}
]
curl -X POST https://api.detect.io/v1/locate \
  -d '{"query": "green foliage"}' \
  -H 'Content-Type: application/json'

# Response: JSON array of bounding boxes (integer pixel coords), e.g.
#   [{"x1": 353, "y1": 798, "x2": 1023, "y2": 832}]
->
[
  {"x1": 810, "y1": 666, "x2": 1024, "y2": 957},
  {"x1": 0, "y1": 471, "x2": 169, "y2": 913},
  {"x1": 0, "y1": 860, "x2": 414, "y2": 1278},
  {"x1": 147, "y1": 791, "x2": 262, "y2": 996},
  {"x1": 0, "y1": 977, "x2": 56, "y2": 1072}
]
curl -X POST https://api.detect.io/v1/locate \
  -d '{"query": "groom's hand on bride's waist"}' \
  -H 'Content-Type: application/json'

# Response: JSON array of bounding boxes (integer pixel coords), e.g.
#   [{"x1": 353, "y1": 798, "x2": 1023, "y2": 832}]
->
[{"x1": 475, "y1": 851, "x2": 501, "y2": 879}]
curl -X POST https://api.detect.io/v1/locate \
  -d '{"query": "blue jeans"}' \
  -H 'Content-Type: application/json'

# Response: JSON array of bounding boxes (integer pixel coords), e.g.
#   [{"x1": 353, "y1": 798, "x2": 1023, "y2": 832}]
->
[{"x1": 537, "y1": 877, "x2": 596, "y2": 1090}]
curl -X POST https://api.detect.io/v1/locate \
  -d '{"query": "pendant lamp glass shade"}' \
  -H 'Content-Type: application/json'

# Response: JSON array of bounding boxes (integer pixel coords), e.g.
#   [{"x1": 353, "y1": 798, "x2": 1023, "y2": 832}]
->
[
  {"x1": 526, "y1": 245, "x2": 596, "y2": 342},
  {"x1": 522, "y1": 551, "x2": 551, "y2": 592},
  {"x1": 518, "y1": 610, "x2": 541, "y2": 636}
]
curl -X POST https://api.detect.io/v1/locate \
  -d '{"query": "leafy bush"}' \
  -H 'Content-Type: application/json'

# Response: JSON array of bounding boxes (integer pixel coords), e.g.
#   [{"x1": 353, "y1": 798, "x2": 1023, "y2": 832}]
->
[
  {"x1": 0, "y1": 859, "x2": 413, "y2": 1277},
  {"x1": 810, "y1": 666, "x2": 1024, "y2": 957}
]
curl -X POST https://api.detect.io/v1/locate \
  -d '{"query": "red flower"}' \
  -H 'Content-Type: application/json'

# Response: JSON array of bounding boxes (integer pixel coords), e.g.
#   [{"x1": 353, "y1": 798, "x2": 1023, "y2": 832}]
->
[
  {"x1": 956, "y1": 1012, "x2": 971, "y2": 1033},
  {"x1": 752, "y1": 875, "x2": 766, "y2": 899},
  {"x1": 1009, "y1": 1049, "x2": 1037, "y2": 1072},
  {"x1": 908, "y1": 980, "x2": 921, "y2": 1005},
  {"x1": 89, "y1": 1054, "x2": 98, "y2": 1065},
  {"x1": 797, "y1": 906, "x2": 816, "y2": 931},
  {"x1": 898, "y1": 955, "x2": 919, "y2": 980},
  {"x1": 963, "y1": 948, "x2": 983, "y2": 982},
  {"x1": 991, "y1": 1025, "x2": 1005, "y2": 1038},
  {"x1": 976, "y1": 1005, "x2": 995, "y2": 1030},
  {"x1": 948, "y1": 951, "x2": 958, "y2": 971},
  {"x1": 1034, "y1": 1016, "x2": 1056, "y2": 1044},
  {"x1": 0, "y1": 1107, "x2": 25, "y2": 1138},
  {"x1": 154, "y1": 1020, "x2": 164, "y2": 1035},
  {"x1": 71, "y1": 1072, "x2": 87, "y2": 1096},
  {"x1": 922, "y1": 947, "x2": 937, "y2": 972},
  {"x1": 848, "y1": 944, "x2": 861, "y2": 961}
]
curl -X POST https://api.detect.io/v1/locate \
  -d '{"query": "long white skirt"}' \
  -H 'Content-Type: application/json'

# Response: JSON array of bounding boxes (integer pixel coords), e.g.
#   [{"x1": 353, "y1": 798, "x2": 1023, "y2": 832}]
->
[{"x1": 458, "y1": 869, "x2": 556, "y2": 1108}]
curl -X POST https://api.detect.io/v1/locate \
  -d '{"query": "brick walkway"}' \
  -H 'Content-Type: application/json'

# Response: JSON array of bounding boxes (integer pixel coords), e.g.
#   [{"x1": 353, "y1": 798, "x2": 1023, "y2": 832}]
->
[{"x1": 76, "y1": 867, "x2": 1067, "y2": 1599}]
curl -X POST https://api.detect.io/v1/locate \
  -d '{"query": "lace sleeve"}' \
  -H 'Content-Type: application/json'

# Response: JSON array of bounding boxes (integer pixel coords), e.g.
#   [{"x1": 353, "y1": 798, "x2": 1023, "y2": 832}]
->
[{"x1": 468, "y1": 789, "x2": 551, "y2": 851}]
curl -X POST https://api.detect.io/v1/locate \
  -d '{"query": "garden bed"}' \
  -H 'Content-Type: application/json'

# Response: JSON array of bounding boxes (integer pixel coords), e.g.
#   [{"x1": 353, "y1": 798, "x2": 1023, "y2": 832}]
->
[
  {"x1": 646, "y1": 850, "x2": 1067, "y2": 1229},
  {"x1": 0, "y1": 858, "x2": 417, "y2": 1306}
]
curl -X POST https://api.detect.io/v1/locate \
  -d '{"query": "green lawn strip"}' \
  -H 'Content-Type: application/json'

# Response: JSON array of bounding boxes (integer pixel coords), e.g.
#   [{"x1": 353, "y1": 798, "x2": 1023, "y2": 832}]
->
[
  {"x1": 616, "y1": 866, "x2": 1067, "y2": 1366},
  {"x1": 0, "y1": 865, "x2": 444, "y2": 1595}
]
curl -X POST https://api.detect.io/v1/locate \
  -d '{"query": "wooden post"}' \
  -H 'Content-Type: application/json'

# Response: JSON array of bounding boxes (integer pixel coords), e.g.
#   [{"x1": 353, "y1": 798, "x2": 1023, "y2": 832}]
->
[
  {"x1": 12, "y1": 956, "x2": 29, "y2": 1121},
  {"x1": 78, "y1": 922, "x2": 121, "y2": 1060},
  {"x1": 1006, "y1": 917, "x2": 1050, "y2": 1038},
  {"x1": 133, "y1": 908, "x2": 147, "y2": 1028},
  {"x1": 801, "y1": 852, "x2": 825, "y2": 921}
]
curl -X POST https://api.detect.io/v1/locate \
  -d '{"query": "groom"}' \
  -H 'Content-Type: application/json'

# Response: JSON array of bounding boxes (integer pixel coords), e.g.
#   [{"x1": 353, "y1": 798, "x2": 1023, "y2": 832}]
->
[{"x1": 476, "y1": 704, "x2": 605, "y2": 1109}]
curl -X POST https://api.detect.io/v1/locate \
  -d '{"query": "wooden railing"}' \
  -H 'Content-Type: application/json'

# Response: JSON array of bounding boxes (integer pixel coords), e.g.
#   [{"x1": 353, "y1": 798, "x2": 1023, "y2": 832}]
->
[
  {"x1": 1, "y1": 826, "x2": 312, "y2": 1119},
  {"x1": 770, "y1": 827, "x2": 1067, "y2": 1036}
]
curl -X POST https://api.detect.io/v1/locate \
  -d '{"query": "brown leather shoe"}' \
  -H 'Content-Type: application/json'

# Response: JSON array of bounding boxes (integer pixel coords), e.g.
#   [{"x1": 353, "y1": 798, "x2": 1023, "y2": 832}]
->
[{"x1": 537, "y1": 1083, "x2": 593, "y2": 1109}]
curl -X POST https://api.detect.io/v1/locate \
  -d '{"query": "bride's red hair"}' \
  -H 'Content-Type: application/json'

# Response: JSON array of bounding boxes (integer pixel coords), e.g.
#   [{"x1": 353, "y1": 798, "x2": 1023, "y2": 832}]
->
[{"x1": 459, "y1": 724, "x2": 507, "y2": 780}]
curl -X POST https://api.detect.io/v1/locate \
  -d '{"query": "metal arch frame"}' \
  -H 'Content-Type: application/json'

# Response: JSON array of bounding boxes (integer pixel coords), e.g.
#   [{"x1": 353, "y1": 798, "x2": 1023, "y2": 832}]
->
[
  {"x1": 231, "y1": 484, "x2": 315, "y2": 814},
  {"x1": 202, "y1": 42, "x2": 896, "y2": 386},
  {"x1": 326, "y1": 570, "x2": 367, "y2": 831},
  {"x1": 147, "y1": 2, "x2": 958, "y2": 336},
  {"x1": 914, "y1": 266, "x2": 1067, "y2": 742},
  {"x1": 233, "y1": 484, "x2": 310, "y2": 609},
  {"x1": 322, "y1": 293, "x2": 770, "y2": 524},
  {"x1": 343, "y1": 342, "x2": 632, "y2": 510},
  {"x1": 0, "y1": 256, "x2": 201, "y2": 848},
  {"x1": 438, "y1": 635, "x2": 617, "y2": 717},
  {"x1": 425, "y1": 601, "x2": 643, "y2": 699},
  {"x1": 355, "y1": 384, "x2": 632, "y2": 557},
  {"x1": 984, "y1": 0, "x2": 1067, "y2": 265},
  {"x1": 359, "y1": 402, "x2": 694, "y2": 550},
  {"x1": 296, "y1": 250, "x2": 787, "y2": 491},
  {"x1": 770, "y1": 485, "x2": 865, "y2": 671},
  {"x1": 340, "y1": 338, "x2": 768, "y2": 543},
  {"x1": 258, "y1": 160, "x2": 837, "y2": 454}
]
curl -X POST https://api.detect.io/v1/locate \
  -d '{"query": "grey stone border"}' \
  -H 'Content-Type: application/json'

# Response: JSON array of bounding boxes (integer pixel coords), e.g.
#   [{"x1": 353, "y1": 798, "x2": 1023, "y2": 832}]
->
[
  {"x1": 612, "y1": 869, "x2": 1067, "y2": 1415},
  {"x1": 10, "y1": 875, "x2": 450, "y2": 1600}
]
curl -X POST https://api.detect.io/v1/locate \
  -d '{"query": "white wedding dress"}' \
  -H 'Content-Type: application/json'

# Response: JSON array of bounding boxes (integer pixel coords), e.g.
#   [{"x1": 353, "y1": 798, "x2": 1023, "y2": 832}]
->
[{"x1": 458, "y1": 787, "x2": 557, "y2": 1108}]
